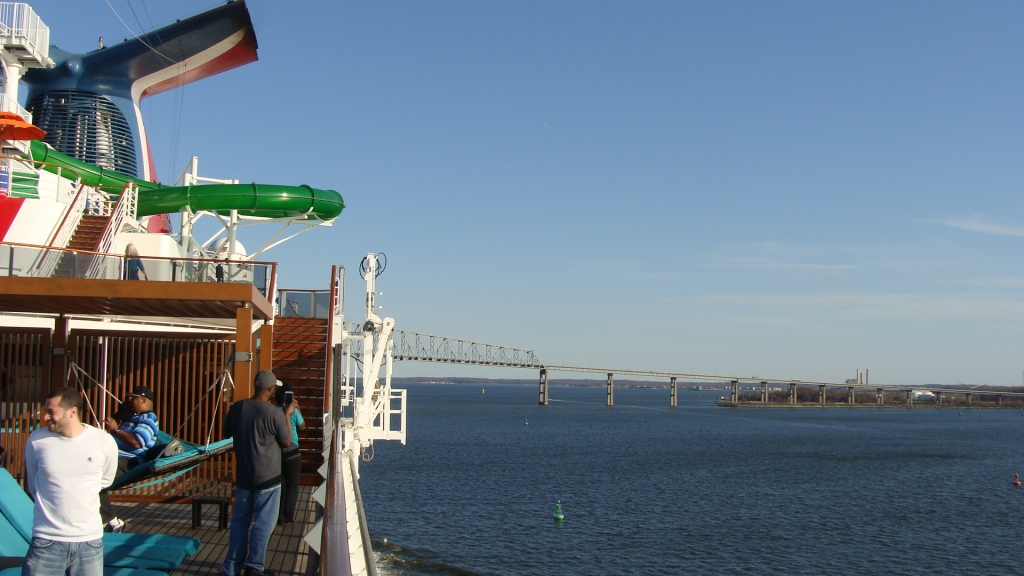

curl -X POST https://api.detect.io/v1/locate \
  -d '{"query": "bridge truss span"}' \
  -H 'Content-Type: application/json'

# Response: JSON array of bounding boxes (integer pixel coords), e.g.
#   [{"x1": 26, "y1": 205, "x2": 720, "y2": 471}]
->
[
  {"x1": 393, "y1": 330, "x2": 543, "y2": 367},
  {"x1": 345, "y1": 327, "x2": 544, "y2": 369}
]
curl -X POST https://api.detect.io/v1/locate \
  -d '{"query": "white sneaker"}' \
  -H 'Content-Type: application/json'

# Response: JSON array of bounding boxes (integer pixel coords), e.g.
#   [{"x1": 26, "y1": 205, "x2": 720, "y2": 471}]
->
[{"x1": 106, "y1": 518, "x2": 125, "y2": 533}]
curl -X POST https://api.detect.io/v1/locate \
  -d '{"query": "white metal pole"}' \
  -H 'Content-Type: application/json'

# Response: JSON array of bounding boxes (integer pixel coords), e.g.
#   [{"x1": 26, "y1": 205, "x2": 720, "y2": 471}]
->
[
  {"x1": 2, "y1": 60, "x2": 22, "y2": 102},
  {"x1": 226, "y1": 209, "x2": 238, "y2": 279},
  {"x1": 99, "y1": 336, "x2": 108, "y2": 425}
]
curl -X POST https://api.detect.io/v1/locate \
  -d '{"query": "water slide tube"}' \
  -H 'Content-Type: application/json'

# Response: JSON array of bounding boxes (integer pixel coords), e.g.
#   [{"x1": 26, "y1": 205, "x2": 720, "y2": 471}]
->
[{"x1": 27, "y1": 141, "x2": 344, "y2": 221}]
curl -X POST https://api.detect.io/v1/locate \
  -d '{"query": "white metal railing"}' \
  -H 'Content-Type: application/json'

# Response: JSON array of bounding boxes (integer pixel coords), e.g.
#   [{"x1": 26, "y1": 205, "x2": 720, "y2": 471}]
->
[
  {"x1": 99, "y1": 183, "x2": 137, "y2": 244},
  {"x1": 86, "y1": 183, "x2": 137, "y2": 278},
  {"x1": 367, "y1": 388, "x2": 406, "y2": 443},
  {"x1": 84, "y1": 189, "x2": 114, "y2": 217},
  {"x1": 36, "y1": 182, "x2": 87, "y2": 276},
  {"x1": 0, "y1": 93, "x2": 30, "y2": 123},
  {"x1": 0, "y1": 3, "x2": 50, "y2": 64}
]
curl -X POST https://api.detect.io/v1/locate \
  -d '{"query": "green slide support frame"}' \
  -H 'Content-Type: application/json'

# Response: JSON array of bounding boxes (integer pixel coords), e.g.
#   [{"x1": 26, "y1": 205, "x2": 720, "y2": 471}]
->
[{"x1": 28, "y1": 141, "x2": 344, "y2": 221}]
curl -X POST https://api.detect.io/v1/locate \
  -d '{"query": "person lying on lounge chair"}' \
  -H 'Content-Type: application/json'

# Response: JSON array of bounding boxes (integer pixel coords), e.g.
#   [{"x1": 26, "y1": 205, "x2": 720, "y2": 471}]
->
[{"x1": 99, "y1": 385, "x2": 159, "y2": 533}]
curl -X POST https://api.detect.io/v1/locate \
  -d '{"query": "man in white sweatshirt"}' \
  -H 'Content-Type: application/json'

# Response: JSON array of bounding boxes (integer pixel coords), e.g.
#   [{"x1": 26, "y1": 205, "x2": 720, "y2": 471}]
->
[{"x1": 22, "y1": 387, "x2": 118, "y2": 576}]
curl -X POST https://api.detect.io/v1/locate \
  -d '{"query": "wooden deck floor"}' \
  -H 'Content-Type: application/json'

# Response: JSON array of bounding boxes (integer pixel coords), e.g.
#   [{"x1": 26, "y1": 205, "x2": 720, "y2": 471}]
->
[{"x1": 112, "y1": 486, "x2": 316, "y2": 576}]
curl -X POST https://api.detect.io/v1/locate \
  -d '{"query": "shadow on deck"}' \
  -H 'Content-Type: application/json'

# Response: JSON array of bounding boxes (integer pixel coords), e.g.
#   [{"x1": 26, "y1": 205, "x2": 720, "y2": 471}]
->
[{"x1": 112, "y1": 486, "x2": 316, "y2": 576}]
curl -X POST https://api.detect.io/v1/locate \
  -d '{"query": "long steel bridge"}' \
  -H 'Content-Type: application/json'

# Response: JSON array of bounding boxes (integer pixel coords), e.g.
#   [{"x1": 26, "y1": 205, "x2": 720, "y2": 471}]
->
[{"x1": 348, "y1": 328, "x2": 1024, "y2": 407}]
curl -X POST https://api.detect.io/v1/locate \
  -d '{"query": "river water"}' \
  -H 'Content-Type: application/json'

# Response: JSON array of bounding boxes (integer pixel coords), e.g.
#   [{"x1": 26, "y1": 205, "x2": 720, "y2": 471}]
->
[{"x1": 358, "y1": 383, "x2": 1024, "y2": 575}]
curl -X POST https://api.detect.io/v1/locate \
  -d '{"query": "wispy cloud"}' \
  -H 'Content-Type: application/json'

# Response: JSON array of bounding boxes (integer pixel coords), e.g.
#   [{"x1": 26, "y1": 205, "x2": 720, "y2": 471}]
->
[
  {"x1": 660, "y1": 291, "x2": 1024, "y2": 322},
  {"x1": 937, "y1": 216, "x2": 1024, "y2": 238},
  {"x1": 710, "y1": 257, "x2": 858, "y2": 270}
]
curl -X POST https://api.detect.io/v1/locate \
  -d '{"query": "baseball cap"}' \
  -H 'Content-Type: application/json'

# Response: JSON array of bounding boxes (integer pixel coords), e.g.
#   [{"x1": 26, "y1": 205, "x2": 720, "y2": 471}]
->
[
  {"x1": 127, "y1": 385, "x2": 155, "y2": 402},
  {"x1": 255, "y1": 370, "x2": 280, "y2": 389}
]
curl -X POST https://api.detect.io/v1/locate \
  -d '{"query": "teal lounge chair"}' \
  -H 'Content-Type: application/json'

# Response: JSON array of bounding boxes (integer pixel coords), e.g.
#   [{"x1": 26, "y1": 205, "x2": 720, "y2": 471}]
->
[
  {"x1": 0, "y1": 469, "x2": 198, "y2": 571},
  {"x1": 0, "y1": 568, "x2": 167, "y2": 576},
  {"x1": 108, "y1": 431, "x2": 232, "y2": 491}
]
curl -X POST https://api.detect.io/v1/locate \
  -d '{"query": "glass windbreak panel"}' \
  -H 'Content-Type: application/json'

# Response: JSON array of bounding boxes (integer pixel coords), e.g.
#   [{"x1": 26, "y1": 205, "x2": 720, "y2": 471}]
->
[
  {"x1": 0, "y1": 245, "x2": 120, "y2": 279},
  {"x1": 128, "y1": 257, "x2": 262, "y2": 286},
  {"x1": 314, "y1": 292, "x2": 331, "y2": 319},
  {"x1": 280, "y1": 291, "x2": 313, "y2": 317},
  {"x1": 0, "y1": 245, "x2": 272, "y2": 294},
  {"x1": 253, "y1": 264, "x2": 269, "y2": 296}
]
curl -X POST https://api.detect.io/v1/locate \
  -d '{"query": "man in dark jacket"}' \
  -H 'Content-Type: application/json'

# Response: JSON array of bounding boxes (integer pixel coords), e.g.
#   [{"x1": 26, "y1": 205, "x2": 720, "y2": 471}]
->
[{"x1": 221, "y1": 370, "x2": 295, "y2": 576}]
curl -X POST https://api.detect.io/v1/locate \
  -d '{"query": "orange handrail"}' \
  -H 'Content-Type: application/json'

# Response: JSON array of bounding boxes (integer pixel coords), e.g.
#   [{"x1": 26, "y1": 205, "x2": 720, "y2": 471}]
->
[
  {"x1": 45, "y1": 180, "x2": 88, "y2": 247},
  {"x1": 0, "y1": 154, "x2": 85, "y2": 183}
]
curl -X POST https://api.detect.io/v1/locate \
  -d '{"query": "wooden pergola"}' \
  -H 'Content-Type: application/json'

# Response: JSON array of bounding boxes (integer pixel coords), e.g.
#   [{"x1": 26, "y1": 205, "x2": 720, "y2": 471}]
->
[{"x1": 0, "y1": 276, "x2": 275, "y2": 401}]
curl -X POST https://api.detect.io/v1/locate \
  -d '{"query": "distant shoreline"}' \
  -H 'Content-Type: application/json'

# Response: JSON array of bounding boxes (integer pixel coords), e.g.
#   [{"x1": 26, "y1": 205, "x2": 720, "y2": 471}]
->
[
  {"x1": 391, "y1": 378, "x2": 1024, "y2": 395},
  {"x1": 717, "y1": 400, "x2": 1024, "y2": 409},
  {"x1": 391, "y1": 377, "x2": 725, "y2": 390}
]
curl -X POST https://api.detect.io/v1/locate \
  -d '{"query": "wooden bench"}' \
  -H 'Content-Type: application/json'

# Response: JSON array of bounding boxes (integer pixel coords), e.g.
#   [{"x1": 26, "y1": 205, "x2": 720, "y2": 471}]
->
[{"x1": 191, "y1": 496, "x2": 230, "y2": 530}]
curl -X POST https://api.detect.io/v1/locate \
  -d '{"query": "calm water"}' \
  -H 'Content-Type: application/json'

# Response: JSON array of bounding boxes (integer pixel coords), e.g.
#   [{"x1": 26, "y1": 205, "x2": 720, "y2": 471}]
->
[{"x1": 359, "y1": 383, "x2": 1024, "y2": 575}]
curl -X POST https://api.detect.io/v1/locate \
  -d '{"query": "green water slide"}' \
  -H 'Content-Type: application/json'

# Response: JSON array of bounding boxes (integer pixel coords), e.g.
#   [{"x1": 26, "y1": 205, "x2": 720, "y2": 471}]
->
[{"x1": 27, "y1": 141, "x2": 344, "y2": 221}]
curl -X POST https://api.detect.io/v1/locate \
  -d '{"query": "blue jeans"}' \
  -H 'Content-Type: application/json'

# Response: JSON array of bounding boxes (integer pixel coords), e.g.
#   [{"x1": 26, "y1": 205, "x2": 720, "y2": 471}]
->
[
  {"x1": 222, "y1": 484, "x2": 281, "y2": 575},
  {"x1": 23, "y1": 537, "x2": 104, "y2": 576}
]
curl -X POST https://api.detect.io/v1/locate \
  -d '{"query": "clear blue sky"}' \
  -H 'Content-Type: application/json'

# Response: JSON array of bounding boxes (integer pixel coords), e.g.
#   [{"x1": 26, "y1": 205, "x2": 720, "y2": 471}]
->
[{"x1": 25, "y1": 0, "x2": 1024, "y2": 385}]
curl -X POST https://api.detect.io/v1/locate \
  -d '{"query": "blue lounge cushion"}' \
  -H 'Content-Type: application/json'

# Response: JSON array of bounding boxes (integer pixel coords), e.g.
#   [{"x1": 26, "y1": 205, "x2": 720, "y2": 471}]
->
[
  {"x1": 103, "y1": 532, "x2": 199, "y2": 557},
  {"x1": 0, "y1": 469, "x2": 33, "y2": 541},
  {"x1": 0, "y1": 568, "x2": 168, "y2": 576},
  {"x1": 0, "y1": 515, "x2": 28, "y2": 557},
  {"x1": 0, "y1": 469, "x2": 198, "y2": 570},
  {"x1": 101, "y1": 545, "x2": 185, "y2": 571},
  {"x1": 0, "y1": 516, "x2": 26, "y2": 557}
]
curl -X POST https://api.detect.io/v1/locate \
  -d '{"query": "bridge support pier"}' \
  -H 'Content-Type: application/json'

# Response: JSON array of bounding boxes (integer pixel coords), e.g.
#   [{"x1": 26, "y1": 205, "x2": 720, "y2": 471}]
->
[
  {"x1": 789, "y1": 383, "x2": 796, "y2": 404},
  {"x1": 761, "y1": 381, "x2": 768, "y2": 403},
  {"x1": 966, "y1": 392, "x2": 971, "y2": 407},
  {"x1": 998, "y1": 394, "x2": 1003, "y2": 406},
  {"x1": 606, "y1": 373, "x2": 614, "y2": 406},
  {"x1": 935, "y1": 391, "x2": 941, "y2": 405},
  {"x1": 731, "y1": 380, "x2": 738, "y2": 404},
  {"x1": 538, "y1": 368, "x2": 548, "y2": 406},
  {"x1": 876, "y1": 388, "x2": 883, "y2": 405},
  {"x1": 907, "y1": 390, "x2": 914, "y2": 407},
  {"x1": 819, "y1": 385, "x2": 826, "y2": 406},
  {"x1": 670, "y1": 377, "x2": 677, "y2": 407},
  {"x1": 848, "y1": 387, "x2": 855, "y2": 405}
]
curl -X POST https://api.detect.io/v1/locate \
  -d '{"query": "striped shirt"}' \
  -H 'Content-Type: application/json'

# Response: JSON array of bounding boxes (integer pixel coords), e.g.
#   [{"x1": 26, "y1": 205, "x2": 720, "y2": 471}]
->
[{"x1": 115, "y1": 411, "x2": 159, "y2": 460}]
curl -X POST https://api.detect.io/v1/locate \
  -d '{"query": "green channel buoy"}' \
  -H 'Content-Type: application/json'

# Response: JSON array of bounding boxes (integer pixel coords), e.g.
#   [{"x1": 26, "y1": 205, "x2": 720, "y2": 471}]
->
[{"x1": 554, "y1": 501, "x2": 565, "y2": 522}]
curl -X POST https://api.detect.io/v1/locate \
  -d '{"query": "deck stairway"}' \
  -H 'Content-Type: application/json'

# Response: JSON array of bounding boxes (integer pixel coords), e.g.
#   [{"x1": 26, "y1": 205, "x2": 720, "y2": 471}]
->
[
  {"x1": 53, "y1": 214, "x2": 111, "y2": 277},
  {"x1": 271, "y1": 316, "x2": 330, "y2": 485}
]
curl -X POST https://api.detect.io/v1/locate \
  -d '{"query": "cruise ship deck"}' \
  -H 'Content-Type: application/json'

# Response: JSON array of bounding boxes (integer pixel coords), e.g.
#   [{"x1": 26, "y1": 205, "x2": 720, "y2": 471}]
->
[{"x1": 111, "y1": 486, "x2": 317, "y2": 576}]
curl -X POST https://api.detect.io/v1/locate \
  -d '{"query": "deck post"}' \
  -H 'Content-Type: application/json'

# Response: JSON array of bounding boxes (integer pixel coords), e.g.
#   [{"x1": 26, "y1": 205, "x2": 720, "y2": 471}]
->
[
  {"x1": 998, "y1": 394, "x2": 1003, "y2": 406},
  {"x1": 233, "y1": 305, "x2": 253, "y2": 401},
  {"x1": 907, "y1": 390, "x2": 914, "y2": 407},
  {"x1": 50, "y1": 313, "x2": 69, "y2": 389},
  {"x1": 789, "y1": 383, "x2": 796, "y2": 404},
  {"x1": 258, "y1": 323, "x2": 274, "y2": 371},
  {"x1": 606, "y1": 373, "x2": 614, "y2": 407},
  {"x1": 761, "y1": 381, "x2": 768, "y2": 403},
  {"x1": 731, "y1": 380, "x2": 738, "y2": 404},
  {"x1": 670, "y1": 377, "x2": 677, "y2": 407},
  {"x1": 538, "y1": 368, "x2": 548, "y2": 406},
  {"x1": 818, "y1": 384, "x2": 826, "y2": 406}
]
